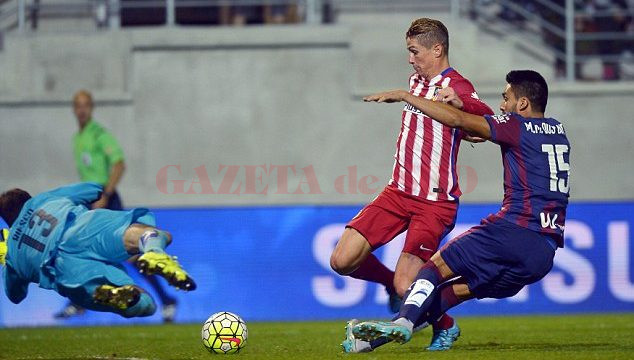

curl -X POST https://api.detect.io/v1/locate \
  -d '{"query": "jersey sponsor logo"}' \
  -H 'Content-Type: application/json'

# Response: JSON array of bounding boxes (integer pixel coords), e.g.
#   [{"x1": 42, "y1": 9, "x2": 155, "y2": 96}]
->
[
  {"x1": 403, "y1": 103, "x2": 424, "y2": 116},
  {"x1": 491, "y1": 114, "x2": 510, "y2": 124},
  {"x1": 540, "y1": 212, "x2": 564, "y2": 230}
]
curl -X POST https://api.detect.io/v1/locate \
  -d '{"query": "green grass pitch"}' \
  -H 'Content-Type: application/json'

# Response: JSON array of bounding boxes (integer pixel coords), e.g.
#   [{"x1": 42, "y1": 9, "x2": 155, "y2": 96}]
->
[{"x1": 1, "y1": 313, "x2": 632, "y2": 359}]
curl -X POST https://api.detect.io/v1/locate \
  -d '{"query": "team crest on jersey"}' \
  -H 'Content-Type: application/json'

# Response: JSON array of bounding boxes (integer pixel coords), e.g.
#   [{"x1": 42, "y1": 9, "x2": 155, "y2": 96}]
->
[
  {"x1": 431, "y1": 87, "x2": 441, "y2": 101},
  {"x1": 491, "y1": 114, "x2": 510, "y2": 124}
]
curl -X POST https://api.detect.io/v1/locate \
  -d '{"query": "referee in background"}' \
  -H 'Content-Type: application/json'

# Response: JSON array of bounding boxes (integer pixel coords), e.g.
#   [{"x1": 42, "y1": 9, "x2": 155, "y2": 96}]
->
[
  {"x1": 72, "y1": 90, "x2": 125, "y2": 210},
  {"x1": 54, "y1": 90, "x2": 178, "y2": 322}
]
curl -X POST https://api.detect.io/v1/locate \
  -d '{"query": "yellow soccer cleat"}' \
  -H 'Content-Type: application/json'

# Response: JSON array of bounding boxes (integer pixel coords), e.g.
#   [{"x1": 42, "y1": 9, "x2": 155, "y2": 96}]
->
[
  {"x1": 136, "y1": 252, "x2": 197, "y2": 291},
  {"x1": 93, "y1": 285, "x2": 141, "y2": 310}
]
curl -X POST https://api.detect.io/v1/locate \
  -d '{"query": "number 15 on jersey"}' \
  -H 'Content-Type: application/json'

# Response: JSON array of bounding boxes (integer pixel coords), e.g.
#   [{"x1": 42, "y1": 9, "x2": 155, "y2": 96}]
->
[{"x1": 542, "y1": 144, "x2": 570, "y2": 194}]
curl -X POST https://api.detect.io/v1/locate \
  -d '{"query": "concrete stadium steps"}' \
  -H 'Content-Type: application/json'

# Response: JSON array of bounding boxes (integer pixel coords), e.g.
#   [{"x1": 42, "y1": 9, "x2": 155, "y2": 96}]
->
[
  {"x1": 338, "y1": 12, "x2": 554, "y2": 93},
  {"x1": 0, "y1": 11, "x2": 556, "y2": 97},
  {"x1": 0, "y1": 15, "x2": 633, "y2": 206}
]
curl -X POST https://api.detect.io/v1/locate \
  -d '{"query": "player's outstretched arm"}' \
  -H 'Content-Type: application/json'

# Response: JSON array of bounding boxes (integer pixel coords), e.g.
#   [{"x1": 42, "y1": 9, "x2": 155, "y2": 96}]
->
[
  {"x1": 436, "y1": 86, "x2": 490, "y2": 143},
  {"x1": 364, "y1": 90, "x2": 491, "y2": 140}
]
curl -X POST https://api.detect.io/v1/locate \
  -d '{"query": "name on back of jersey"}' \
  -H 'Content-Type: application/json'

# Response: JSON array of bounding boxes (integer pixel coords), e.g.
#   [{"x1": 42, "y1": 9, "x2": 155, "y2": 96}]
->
[
  {"x1": 10, "y1": 208, "x2": 33, "y2": 243},
  {"x1": 524, "y1": 121, "x2": 565, "y2": 135}
]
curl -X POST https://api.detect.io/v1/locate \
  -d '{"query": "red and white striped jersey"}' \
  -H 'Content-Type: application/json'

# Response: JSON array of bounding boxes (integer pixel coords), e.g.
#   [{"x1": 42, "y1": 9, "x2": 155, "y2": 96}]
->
[{"x1": 389, "y1": 67, "x2": 493, "y2": 202}]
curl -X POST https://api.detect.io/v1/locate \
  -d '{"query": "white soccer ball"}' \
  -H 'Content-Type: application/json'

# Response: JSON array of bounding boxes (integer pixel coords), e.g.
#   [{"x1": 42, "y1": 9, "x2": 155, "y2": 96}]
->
[{"x1": 201, "y1": 311, "x2": 248, "y2": 354}]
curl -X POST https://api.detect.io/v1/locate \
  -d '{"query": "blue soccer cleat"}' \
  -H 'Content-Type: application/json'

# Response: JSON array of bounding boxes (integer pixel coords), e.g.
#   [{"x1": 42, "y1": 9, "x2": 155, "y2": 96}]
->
[
  {"x1": 341, "y1": 319, "x2": 372, "y2": 353},
  {"x1": 427, "y1": 322, "x2": 460, "y2": 351},
  {"x1": 353, "y1": 321, "x2": 412, "y2": 344}
]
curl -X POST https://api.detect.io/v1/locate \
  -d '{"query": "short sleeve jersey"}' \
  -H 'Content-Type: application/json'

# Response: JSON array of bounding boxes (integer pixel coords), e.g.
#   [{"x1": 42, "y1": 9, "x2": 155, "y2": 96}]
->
[
  {"x1": 73, "y1": 120, "x2": 125, "y2": 185},
  {"x1": 484, "y1": 112, "x2": 570, "y2": 246},
  {"x1": 389, "y1": 68, "x2": 494, "y2": 201}
]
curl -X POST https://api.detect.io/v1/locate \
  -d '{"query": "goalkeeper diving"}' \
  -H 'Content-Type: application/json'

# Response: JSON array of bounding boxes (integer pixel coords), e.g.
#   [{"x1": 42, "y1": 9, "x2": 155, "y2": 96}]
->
[{"x1": 0, "y1": 182, "x2": 196, "y2": 318}]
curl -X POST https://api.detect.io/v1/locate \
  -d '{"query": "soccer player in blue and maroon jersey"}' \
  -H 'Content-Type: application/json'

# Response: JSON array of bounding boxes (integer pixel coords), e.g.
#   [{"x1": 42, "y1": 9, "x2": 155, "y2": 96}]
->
[{"x1": 354, "y1": 70, "x2": 569, "y2": 349}]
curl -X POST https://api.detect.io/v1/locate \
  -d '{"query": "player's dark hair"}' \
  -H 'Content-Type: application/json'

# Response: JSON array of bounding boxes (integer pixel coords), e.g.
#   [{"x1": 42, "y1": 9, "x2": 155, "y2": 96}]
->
[
  {"x1": 406, "y1": 18, "x2": 449, "y2": 55},
  {"x1": 506, "y1": 70, "x2": 548, "y2": 113},
  {"x1": 0, "y1": 189, "x2": 31, "y2": 227}
]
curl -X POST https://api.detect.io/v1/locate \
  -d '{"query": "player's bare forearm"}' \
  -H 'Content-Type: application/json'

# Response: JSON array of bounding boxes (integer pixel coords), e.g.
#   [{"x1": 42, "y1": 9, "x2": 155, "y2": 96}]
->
[
  {"x1": 93, "y1": 161, "x2": 125, "y2": 208},
  {"x1": 105, "y1": 161, "x2": 125, "y2": 195},
  {"x1": 463, "y1": 135, "x2": 486, "y2": 143},
  {"x1": 402, "y1": 92, "x2": 464, "y2": 126},
  {"x1": 364, "y1": 90, "x2": 491, "y2": 139}
]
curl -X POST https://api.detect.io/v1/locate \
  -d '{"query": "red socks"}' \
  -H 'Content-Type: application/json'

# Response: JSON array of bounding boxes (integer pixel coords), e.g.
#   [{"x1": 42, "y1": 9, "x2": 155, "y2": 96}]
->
[{"x1": 349, "y1": 253, "x2": 396, "y2": 294}]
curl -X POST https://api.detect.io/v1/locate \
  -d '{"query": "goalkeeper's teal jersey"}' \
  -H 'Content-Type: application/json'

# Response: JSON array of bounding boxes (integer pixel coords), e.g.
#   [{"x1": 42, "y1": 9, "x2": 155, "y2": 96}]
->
[{"x1": 3, "y1": 183, "x2": 102, "y2": 304}]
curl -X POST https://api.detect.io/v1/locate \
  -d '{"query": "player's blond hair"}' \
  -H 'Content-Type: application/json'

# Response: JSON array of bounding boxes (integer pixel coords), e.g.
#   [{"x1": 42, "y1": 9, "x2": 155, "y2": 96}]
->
[
  {"x1": 73, "y1": 89, "x2": 93, "y2": 107},
  {"x1": 406, "y1": 18, "x2": 449, "y2": 56}
]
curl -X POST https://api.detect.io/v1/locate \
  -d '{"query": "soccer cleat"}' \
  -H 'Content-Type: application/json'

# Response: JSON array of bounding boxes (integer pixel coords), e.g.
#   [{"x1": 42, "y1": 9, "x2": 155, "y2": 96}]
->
[
  {"x1": 136, "y1": 252, "x2": 197, "y2": 291},
  {"x1": 387, "y1": 290, "x2": 402, "y2": 314},
  {"x1": 93, "y1": 285, "x2": 141, "y2": 310},
  {"x1": 427, "y1": 322, "x2": 460, "y2": 351},
  {"x1": 341, "y1": 319, "x2": 372, "y2": 353},
  {"x1": 353, "y1": 321, "x2": 412, "y2": 344},
  {"x1": 53, "y1": 302, "x2": 86, "y2": 319}
]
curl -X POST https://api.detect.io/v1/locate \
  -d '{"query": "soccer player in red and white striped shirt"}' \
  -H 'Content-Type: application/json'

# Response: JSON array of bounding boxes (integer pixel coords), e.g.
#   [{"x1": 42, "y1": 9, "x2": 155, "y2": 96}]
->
[{"x1": 330, "y1": 18, "x2": 493, "y2": 352}]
